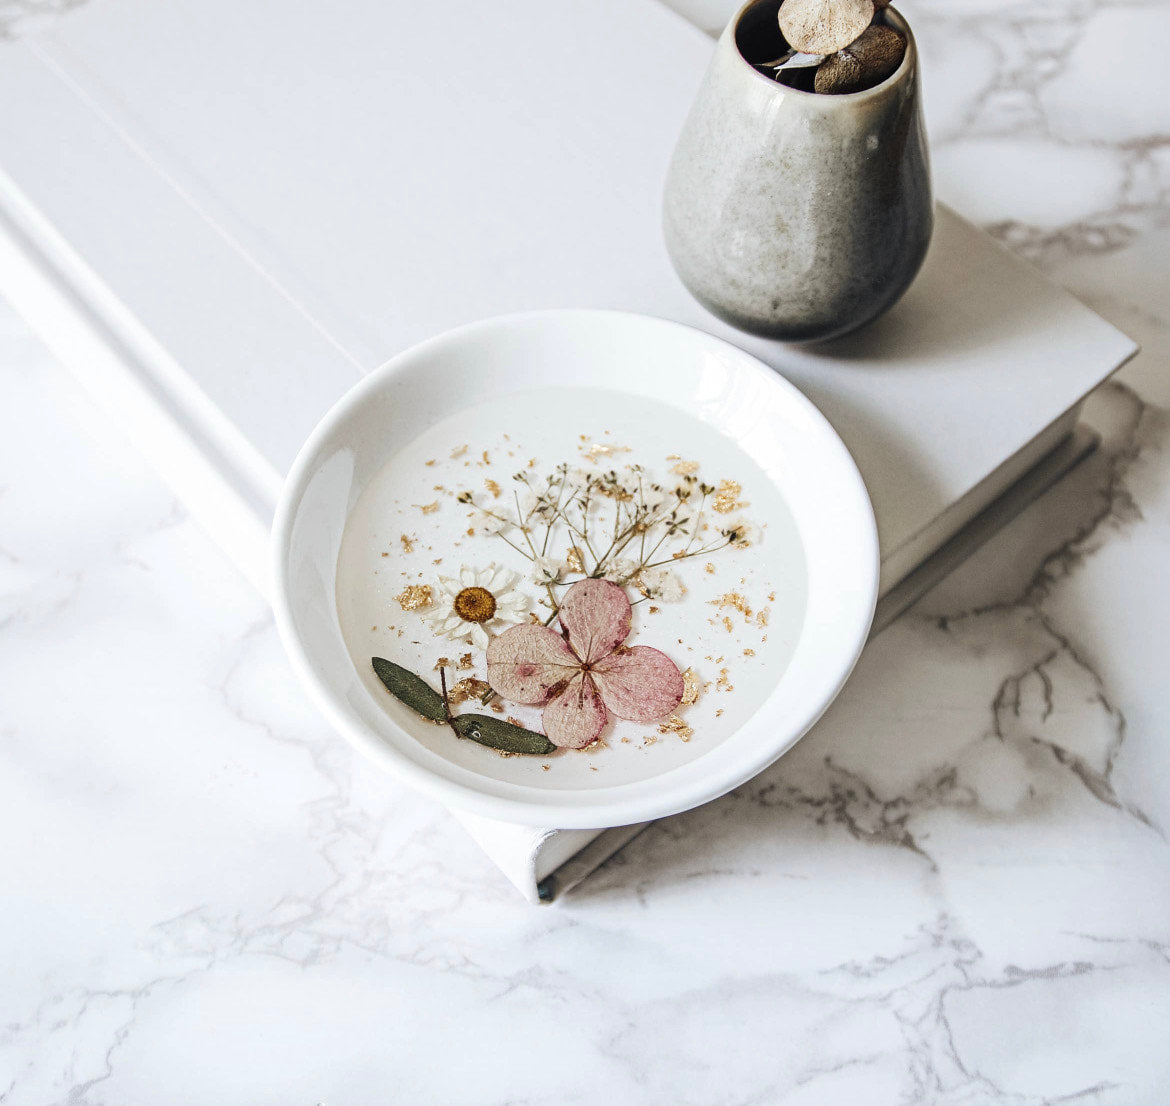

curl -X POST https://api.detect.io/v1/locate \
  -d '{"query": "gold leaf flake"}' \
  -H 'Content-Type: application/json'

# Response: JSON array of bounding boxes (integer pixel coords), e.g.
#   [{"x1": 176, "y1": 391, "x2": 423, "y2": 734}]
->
[
  {"x1": 768, "y1": 591, "x2": 777, "y2": 602},
  {"x1": 506, "y1": 716, "x2": 524, "y2": 727},
  {"x1": 565, "y1": 546, "x2": 585, "y2": 573},
  {"x1": 671, "y1": 459, "x2": 700, "y2": 475},
  {"x1": 756, "y1": 607, "x2": 770, "y2": 628},
  {"x1": 712, "y1": 479, "x2": 749, "y2": 514},
  {"x1": 709, "y1": 592, "x2": 753, "y2": 620},
  {"x1": 451, "y1": 445, "x2": 469, "y2": 459},
  {"x1": 484, "y1": 478, "x2": 501, "y2": 498},
  {"x1": 658, "y1": 716, "x2": 693, "y2": 742},
  {"x1": 681, "y1": 667, "x2": 702, "y2": 706},
  {"x1": 705, "y1": 563, "x2": 716, "y2": 574},
  {"x1": 744, "y1": 648, "x2": 756, "y2": 657},
  {"x1": 415, "y1": 501, "x2": 440, "y2": 514},
  {"x1": 580, "y1": 441, "x2": 631, "y2": 463},
  {"x1": 716, "y1": 668, "x2": 734, "y2": 693},
  {"x1": 648, "y1": 605, "x2": 659, "y2": 614},
  {"x1": 396, "y1": 584, "x2": 433, "y2": 611},
  {"x1": 425, "y1": 459, "x2": 437, "y2": 467},
  {"x1": 722, "y1": 615, "x2": 734, "y2": 633},
  {"x1": 448, "y1": 677, "x2": 491, "y2": 705},
  {"x1": 400, "y1": 534, "x2": 415, "y2": 554},
  {"x1": 457, "y1": 652, "x2": 475, "y2": 670}
]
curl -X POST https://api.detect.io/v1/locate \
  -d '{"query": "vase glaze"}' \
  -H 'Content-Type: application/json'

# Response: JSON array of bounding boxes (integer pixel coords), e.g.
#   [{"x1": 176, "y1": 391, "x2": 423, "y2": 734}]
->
[{"x1": 663, "y1": 2, "x2": 932, "y2": 342}]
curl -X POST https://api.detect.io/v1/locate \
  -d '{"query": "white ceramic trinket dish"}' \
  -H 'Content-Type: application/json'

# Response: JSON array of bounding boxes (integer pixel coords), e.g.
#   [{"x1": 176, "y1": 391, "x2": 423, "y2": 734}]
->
[{"x1": 272, "y1": 310, "x2": 878, "y2": 828}]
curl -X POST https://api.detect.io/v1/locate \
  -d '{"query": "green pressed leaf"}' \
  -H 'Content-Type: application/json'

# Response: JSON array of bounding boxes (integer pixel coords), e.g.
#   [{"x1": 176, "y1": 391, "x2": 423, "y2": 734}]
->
[
  {"x1": 450, "y1": 713, "x2": 556, "y2": 755},
  {"x1": 371, "y1": 657, "x2": 447, "y2": 723}
]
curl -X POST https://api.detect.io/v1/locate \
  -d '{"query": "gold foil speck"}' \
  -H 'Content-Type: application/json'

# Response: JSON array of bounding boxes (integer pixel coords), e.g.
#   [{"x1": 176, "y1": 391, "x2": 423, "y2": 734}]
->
[
  {"x1": 396, "y1": 584, "x2": 433, "y2": 611},
  {"x1": 712, "y1": 479, "x2": 748, "y2": 514},
  {"x1": 658, "y1": 716, "x2": 693, "y2": 742}
]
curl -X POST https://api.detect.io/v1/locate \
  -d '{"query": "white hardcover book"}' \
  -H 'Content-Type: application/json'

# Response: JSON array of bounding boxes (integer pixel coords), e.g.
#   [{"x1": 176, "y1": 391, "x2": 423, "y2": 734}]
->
[{"x1": 0, "y1": 0, "x2": 1136, "y2": 900}]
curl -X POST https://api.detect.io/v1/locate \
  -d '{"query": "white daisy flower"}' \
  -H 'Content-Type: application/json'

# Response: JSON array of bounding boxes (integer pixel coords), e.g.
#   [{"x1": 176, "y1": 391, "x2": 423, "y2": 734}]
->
[{"x1": 423, "y1": 564, "x2": 530, "y2": 649}]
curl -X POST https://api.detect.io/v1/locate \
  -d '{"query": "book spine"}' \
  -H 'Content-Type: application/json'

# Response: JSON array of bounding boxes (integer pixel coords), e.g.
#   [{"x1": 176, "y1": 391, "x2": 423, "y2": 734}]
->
[{"x1": 0, "y1": 175, "x2": 280, "y2": 595}]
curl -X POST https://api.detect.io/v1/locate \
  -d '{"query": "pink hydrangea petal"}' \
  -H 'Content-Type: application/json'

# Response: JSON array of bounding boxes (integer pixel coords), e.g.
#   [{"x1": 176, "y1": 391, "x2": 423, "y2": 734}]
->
[
  {"x1": 541, "y1": 672, "x2": 608, "y2": 749},
  {"x1": 590, "y1": 646, "x2": 685, "y2": 722},
  {"x1": 557, "y1": 578, "x2": 631, "y2": 664},
  {"x1": 486, "y1": 623, "x2": 580, "y2": 705}
]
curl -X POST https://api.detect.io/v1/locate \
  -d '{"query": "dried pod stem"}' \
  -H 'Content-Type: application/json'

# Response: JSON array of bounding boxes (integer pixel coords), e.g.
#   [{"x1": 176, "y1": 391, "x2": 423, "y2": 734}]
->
[
  {"x1": 814, "y1": 24, "x2": 906, "y2": 94},
  {"x1": 778, "y1": 0, "x2": 874, "y2": 56}
]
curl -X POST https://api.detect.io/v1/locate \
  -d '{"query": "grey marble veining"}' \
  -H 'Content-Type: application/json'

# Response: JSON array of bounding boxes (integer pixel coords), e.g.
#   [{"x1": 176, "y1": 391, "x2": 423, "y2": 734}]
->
[{"x1": 2, "y1": 0, "x2": 1170, "y2": 1101}]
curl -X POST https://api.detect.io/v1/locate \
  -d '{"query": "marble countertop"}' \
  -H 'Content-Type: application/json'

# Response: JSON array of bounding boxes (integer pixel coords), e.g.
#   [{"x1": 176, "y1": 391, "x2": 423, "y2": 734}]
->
[{"x1": 3, "y1": 0, "x2": 1169, "y2": 1102}]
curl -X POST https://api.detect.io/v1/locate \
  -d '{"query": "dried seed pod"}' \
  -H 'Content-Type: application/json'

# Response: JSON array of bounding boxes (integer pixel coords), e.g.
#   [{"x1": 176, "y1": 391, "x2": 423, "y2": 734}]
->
[
  {"x1": 778, "y1": 0, "x2": 875, "y2": 56},
  {"x1": 814, "y1": 50, "x2": 862, "y2": 93},
  {"x1": 814, "y1": 24, "x2": 906, "y2": 94}
]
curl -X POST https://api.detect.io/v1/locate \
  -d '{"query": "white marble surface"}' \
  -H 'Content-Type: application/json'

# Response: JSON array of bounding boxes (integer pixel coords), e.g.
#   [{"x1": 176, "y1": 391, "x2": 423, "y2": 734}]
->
[{"x1": 2, "y1": 0, "x2": 1169, "y2": 1101}]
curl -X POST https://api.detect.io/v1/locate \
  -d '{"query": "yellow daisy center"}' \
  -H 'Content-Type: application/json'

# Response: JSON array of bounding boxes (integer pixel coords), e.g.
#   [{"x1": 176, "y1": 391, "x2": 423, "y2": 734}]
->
[{"x1": 453, "y1": 585, "x2": 497, "y2": 624}]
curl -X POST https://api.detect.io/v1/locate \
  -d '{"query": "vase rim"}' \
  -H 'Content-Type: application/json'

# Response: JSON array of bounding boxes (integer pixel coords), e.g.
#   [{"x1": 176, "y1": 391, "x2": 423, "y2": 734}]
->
[{"x1": 729, "y1": 1, "x2": 917, "y2": 102}]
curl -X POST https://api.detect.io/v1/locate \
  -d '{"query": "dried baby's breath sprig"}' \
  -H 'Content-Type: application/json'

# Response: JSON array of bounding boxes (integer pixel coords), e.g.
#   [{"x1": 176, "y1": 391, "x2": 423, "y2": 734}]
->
[
  {"x1": 720, "y1": 519, "x2": 759, "y2": 548},
  {"x1": 457, "y1": 457, "x2": 755, "y2": 618}
]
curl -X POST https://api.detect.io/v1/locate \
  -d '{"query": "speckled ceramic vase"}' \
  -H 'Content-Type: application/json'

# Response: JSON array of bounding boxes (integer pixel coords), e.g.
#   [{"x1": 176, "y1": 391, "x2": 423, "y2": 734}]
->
[{"x1": 663, "y1": 2, "x2": 932, "y2": 342}]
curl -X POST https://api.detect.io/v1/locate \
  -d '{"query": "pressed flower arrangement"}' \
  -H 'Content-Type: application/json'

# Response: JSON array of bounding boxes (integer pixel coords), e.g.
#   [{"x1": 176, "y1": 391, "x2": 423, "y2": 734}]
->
[{"x1": 334, "y1": 401, "x2": 799, "y2": 771}]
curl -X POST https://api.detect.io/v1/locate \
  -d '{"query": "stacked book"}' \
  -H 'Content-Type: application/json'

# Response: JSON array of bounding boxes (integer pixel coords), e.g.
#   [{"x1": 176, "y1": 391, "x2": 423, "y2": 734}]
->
[{"x1": 0, "y1": 0, "x2": 1135, "y2": 899}]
